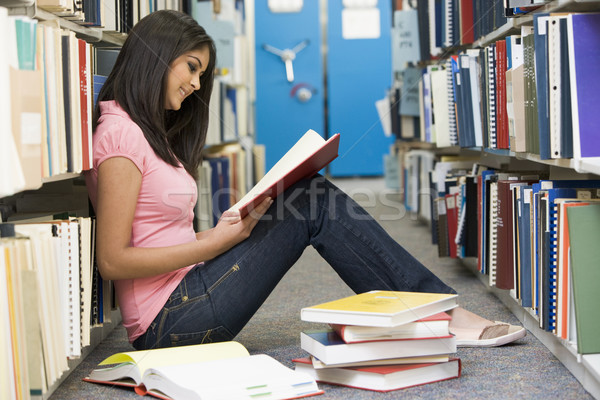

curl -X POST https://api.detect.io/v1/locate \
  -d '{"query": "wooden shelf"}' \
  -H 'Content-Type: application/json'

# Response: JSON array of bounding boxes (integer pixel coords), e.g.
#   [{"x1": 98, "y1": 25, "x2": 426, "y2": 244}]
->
[{"x1": 460, "y1": 257, "x2": 600, "y2": 399}]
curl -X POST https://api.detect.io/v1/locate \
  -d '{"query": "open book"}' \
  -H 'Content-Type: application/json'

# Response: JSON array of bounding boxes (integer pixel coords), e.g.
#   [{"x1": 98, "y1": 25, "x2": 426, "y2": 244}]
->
[
  {"x1": 83, "y1": 341, "x2": 323, "y2": 400},
  {"x1": 230, "y1": 129, "x2": 340, "y2": 218}
]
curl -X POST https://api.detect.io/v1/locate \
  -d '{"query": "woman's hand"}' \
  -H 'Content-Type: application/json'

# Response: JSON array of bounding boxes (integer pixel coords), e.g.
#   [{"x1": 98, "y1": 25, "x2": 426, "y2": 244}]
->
[{"x1": 204, "y1": 197, "x2": 273, "y2": 255}]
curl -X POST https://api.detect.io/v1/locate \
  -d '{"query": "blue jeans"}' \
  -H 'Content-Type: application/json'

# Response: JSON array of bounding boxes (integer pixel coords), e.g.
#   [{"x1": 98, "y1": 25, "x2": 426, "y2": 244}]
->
[{"x1": 132, "y1": 176, "x2": 455, "y2": 350}]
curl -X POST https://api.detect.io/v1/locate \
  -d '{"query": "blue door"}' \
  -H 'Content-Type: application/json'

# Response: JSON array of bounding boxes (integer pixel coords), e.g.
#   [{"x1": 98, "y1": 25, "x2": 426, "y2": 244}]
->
[
  {"x1": 326, "y1": 0, "x2": 393, "y2": 176},
  {"x1": 254, "y1": 1, "x2": 325, "y2": 170}
]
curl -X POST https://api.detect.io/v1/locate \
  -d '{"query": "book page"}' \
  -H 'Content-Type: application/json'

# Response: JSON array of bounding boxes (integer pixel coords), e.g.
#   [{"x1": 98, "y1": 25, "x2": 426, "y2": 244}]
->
[
  {"x1": 99, "y1": 341, "x2": 249, "y2": 377},
  {"x1": 230, "y1": 129, "x2": 326, "y2": 212},
  {"x1": 143, "y1": 354, "x2": 319, "y2": 400}
]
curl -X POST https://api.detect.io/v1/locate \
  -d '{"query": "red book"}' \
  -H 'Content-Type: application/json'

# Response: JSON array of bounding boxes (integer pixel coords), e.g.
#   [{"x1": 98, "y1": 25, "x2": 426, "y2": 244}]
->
[
  {"x1": 78, "y1": 39, "x2": 92, "y2": 170},
  {"x1": 445, "y1": 193, "x2": 459, "y2": 258},
  {"x1": 294, "y1": 357, "x2": 461, "y2": 392},
  {"x1": 477, "y1": 174, "x2": 483, "y2": 272},
  {"x1": 459, "y1": 0, "x2": 475, "y2": 44},
  {"x1": 495, "y1": 180, "x2": 536, "y2": 290},
  {"x1": 495, "y1": 40, "x2": 509, "y2": 149},
  {"x1": 230, "y1": 129, "x2": 339, "y2": 218},
  {"x1": 330, "y1": 312, "x2": 451, "y2": 343}
]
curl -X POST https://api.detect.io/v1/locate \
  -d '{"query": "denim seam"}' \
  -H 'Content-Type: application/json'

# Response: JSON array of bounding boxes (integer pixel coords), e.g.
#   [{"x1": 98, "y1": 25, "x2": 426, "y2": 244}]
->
[
  {"x1": 206, "y1": 263, "x2": 240, "y2": 294},
  {"x1": 316, "y1": 201, "x2": 414, "y2": 291}
]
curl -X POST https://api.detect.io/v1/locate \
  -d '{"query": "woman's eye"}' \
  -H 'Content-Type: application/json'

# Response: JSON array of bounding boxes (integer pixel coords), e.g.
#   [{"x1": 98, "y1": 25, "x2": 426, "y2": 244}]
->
[{"x1": 188, "y1": 63, "x2": 197, "y2": 72}]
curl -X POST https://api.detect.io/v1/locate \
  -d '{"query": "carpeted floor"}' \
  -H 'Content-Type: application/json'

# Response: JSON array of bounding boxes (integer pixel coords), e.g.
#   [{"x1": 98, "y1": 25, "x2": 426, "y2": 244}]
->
[{"x1": 49, "y1": 178, "x2": 593, "y2": 399}]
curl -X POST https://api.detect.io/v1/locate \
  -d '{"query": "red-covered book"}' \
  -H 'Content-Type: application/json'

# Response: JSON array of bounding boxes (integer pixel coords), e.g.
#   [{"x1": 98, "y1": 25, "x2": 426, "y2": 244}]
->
[
  {"x1": 495, "y1": 180, "x2": 536, "y2": 290},
  {"x1": 459, "y1": 0, "x2": 475, "y2": 44},
  {"x1": 330, "y1": 312, "x2": 451, "y2": 343},
  {"x1": 445, "y1": 193, "x2": 459, "y2": 258},
  {"x1": 293, "y1": 357, "x2": 461, "y2": 392},
  {"x1": 78, "y1": 39, "x2": 92, "y2": 171},
  {"x1": 229, "y1": 129, "x2": 340, "y2": 218},
  {"x1": 495, "y1": 40, "x2": 510, "y2": 149}
]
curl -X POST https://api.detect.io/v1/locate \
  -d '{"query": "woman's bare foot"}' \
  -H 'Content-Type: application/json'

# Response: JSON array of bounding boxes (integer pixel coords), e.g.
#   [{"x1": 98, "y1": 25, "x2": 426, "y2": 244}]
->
[{"x1": 447, "y1": 307, "x2": 526, "y2": 347}]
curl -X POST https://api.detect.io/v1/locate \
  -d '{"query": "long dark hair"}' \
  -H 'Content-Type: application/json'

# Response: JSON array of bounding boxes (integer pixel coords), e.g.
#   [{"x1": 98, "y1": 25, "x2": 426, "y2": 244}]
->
[{"x1": 93, "y1": 10, "x2": 217, "y2": 179}]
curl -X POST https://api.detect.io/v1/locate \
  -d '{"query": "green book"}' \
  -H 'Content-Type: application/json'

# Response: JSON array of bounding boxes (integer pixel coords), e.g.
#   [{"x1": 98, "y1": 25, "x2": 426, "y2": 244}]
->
[
  {"x1": 14, "y1": 17, "x2": 37, "y2": 71},
  {"x1": 567, "y1": 204, "x2": 600, "y2": 354}
]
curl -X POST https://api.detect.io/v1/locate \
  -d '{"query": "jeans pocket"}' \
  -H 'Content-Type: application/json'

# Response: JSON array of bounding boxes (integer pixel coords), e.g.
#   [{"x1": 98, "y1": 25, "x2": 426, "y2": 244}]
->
[{"x1": 169, "y1": 325, "x2": 234, "y2": 347}]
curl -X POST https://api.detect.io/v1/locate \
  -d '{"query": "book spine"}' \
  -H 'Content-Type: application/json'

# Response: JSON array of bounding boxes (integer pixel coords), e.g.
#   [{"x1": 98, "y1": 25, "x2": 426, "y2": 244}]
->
[
  {"x1": 487, "y1": 45, "x2": 497, "y2": 149},
  {"x1": 548, "y1": 202, "x2": 559, "y2": 333},
  {"x1": 488, "y1": 181, "x2": 499, "y2": 287},
  {"x1": 446, "y1": 59, "x2": 458, "y2": 146}
]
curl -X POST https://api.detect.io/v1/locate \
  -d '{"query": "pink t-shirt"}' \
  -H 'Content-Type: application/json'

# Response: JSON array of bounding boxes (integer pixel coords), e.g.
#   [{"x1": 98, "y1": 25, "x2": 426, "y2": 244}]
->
[{"x1": 85, "y1": 100, "x2": 197, "y2": 343}]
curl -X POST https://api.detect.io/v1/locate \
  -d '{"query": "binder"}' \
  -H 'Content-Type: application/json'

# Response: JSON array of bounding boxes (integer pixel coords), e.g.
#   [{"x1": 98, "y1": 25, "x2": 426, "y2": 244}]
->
[
  {"x1": 567, "y1": 13, "x2": 600, "y2": 160},
  {"x1": 566, "y1": 204, "x2": 600, "y2": 354},
  {"x1": 488, "y1": 178, "x2": 499, "y2": 286},
  {"x1": 518, "y1": 185, "x2": 533, "y2": 308},
  {"x1": 533, "y1": 14, "x2": 551, "y2": 159}
]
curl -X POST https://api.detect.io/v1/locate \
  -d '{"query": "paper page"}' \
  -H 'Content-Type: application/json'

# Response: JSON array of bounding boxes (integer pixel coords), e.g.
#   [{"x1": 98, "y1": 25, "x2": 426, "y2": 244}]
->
[
  {"x1": 99, "y1": 341, "x2": 249, "y2": 377},
  {"x1": 230, "y1": 129, "x2": 326, "y2": 210},
  {"x1": 143, "y1": 354, "x2": 318, "y2": 400}
]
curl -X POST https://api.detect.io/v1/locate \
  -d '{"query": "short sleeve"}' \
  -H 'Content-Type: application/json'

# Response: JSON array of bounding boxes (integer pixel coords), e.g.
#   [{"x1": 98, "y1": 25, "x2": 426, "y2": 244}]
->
[{"x1": 93, "y1": 119, "x2": 149, "y2": 174}]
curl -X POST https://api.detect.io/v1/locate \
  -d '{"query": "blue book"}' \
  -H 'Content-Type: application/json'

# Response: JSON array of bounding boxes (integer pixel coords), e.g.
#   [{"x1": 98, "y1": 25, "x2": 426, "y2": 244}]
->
[
  {"x1": 540, "y1": 188, "x2": 576, "y2": 331},
  {"x1": 93, "y1": 75, "x2": 107, "y2": 106},
  {"x1": 300, "y1": 330, "x2": 456, "y2": 365},
  {"x1": 458, "y1": 54, "x2": 476, "y2": 148},
  {"x1": 559, "y1": 18, "x2": 573, "y2": 159},
  {"x1": 518, "y1": 185, "x2": 533, "y2": 308},
  {"x1": 568, "y1": 13, "x2": 600, "y2": 159},
  {"x1": 533, "y1": 13, "x2": 551, "y2": 159},
  {"x1": 207, "y1": 157, "x2": 230, "y2": 226}
]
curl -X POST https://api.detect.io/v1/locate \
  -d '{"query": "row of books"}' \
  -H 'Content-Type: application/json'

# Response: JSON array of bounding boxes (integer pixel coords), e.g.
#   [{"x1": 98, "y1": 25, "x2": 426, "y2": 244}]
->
[
  {"x1": 1, "y1": 8, "x2": 253, "y2": 200},
  {"x1": 195, "y1": 142, "x2": 264, "y2": 230},
  {"x1": 295, "y1": 291, "x2": 461, "y2": 392},
  {"x1": 206, "y1": 79, "x2": 251, "y2": 146},
  {"x1": 0, "y1": 217, "x2": 114, "y2": 399},
  {"x1": 416, "y1": 0, "x2": 508, "y2": 60},
  {"x1": 1, "y1": 11, "x2": 100, "y2": 198},
  {"x1": 430, "y1": 159, "x2": 600, "y2": 355},
  {"x1": 37, "y1": 0, "x2": 189, "y2": 33},
  {"x1": 416, "y1": 12, "x2": 600, "y2": 166}
]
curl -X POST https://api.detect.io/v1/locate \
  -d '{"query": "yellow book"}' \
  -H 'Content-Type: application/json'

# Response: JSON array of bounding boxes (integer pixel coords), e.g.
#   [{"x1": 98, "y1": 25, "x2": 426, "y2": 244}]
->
[
  {"x1": 301, "y1": 290, "x2": 458, "y2": 327},
  {"x1": 84, "y1": 341, "x2": 323, "y2": 400}
]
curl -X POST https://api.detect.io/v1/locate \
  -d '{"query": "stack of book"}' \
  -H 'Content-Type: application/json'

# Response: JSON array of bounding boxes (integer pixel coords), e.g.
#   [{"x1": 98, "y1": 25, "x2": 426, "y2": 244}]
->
[{"x1": 295, "y1": 290, "x2": 462, "y2": 392}]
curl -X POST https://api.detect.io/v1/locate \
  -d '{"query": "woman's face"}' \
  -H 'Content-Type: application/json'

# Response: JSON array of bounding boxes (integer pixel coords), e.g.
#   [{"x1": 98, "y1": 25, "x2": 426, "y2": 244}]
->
[{"x1": 164, "y1": 46, "x2": 211, "y2": 110}]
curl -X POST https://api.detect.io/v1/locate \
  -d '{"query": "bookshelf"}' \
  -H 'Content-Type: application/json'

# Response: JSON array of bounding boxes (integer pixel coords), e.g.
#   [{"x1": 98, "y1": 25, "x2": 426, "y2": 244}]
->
[
  {"x1": 391, "y1": 0, "x2": 600, "y2": 398},
  {"x1": 1, "y1": 2, "x2": 127, "y2": 398},
  {"x1": 2, "y1": 1, "x2": 257, "y2": 397}
]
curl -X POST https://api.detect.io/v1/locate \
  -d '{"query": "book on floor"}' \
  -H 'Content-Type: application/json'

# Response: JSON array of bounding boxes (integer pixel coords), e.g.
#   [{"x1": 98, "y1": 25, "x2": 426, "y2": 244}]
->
[
  {"x1": 83, "y1": 341, "x2": 324, "y2": 400},
  {"x1": 300, "y1": 290, "x2": 458, "y2": 327},
  {"x1": 300, "y1": 330, "x2": 456, "y2": 366},
  {"x1": 293, "y1": 357, "x2": 461, "y2": 392},
  {"x1": 309, "y1": 354, "x2": 450, "y2": 369},
  {"x1": 229, "y1": 129, "x2": 340, "y2": 218},
  {"x1": 330, "y1": 311, "x2": 451, "y2": 343}
]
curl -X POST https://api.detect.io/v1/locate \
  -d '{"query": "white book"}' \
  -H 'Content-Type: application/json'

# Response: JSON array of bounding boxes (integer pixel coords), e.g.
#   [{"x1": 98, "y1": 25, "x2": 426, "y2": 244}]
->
[
  {"x1": 301, "y1": 330, "x2": 456, "y2": 366},
  {"x1": 547, "y1": 16, "x2": 565, "y2": 160}
]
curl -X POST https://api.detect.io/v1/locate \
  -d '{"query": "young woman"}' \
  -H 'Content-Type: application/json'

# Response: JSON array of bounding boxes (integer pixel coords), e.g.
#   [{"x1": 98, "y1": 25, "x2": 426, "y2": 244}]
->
[{"x1": 86, "y1": 10, "x2": 525, "y2": 350}]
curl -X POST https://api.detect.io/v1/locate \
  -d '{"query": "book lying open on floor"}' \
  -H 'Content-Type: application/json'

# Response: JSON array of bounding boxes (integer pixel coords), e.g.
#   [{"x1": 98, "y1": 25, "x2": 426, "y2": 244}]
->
[
  {"x1": 293, "y1": 357, "x2": 461, "y2": 392},
  {"x1": 300, "y1": 330, "x2": 456, "y2": 366},
  {"x1": 229, "y1": 129, "x2": 340, "y2": 218},
  {"x1": 83, "y1": 341, "x2": 323, "y2": 400},
  {"x1": 330, "y1": 312, "x2": 451, "y2": 343},
  {"x1": 301, "y1": 290, "x2": 458, "y2": 327}
]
